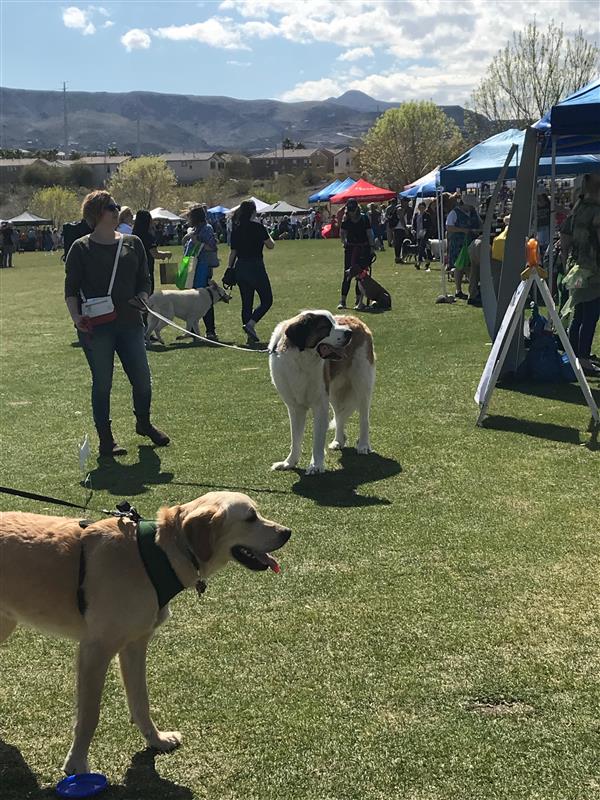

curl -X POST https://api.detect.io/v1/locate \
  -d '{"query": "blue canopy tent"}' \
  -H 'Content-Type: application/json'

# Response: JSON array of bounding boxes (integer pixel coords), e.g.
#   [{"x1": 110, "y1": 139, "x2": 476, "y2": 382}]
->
[
  {"x1": 207, "y1": 205, "x2": 230, "y2": 214},
  {"x1": 439, "y1": 129, "x2": 600, "y2": 192},
  {"x1": 308, "y1": 179, "x2": 341, "y2": 204},
  {"x1": 399, "y1": 166, "x2": 440, "y2": 198},
  {"x1": 308, "y1": 177, "x2": 356, "y2": 204},
  {"x1": 533, "y1": 77, "x2": 600, "y2": 154}
]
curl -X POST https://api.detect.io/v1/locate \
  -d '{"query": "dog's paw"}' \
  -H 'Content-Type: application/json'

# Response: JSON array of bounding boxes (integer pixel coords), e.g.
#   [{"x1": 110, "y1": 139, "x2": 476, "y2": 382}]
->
[
  {"x1": 271, "y1": 460, "x2": 295, "y2": 471},
  {"x1": 356, "y1": 442, "x2": 372, "y2": 455},
  {"x1": 148, "y1": 730, "x2": 182, "y2": 752},
  {"x1": 305, "y1": 463, "x2": 325, "y2": 475},
  {"x1": 63, "y1": 753, "x2": 90, "y2": 776}
]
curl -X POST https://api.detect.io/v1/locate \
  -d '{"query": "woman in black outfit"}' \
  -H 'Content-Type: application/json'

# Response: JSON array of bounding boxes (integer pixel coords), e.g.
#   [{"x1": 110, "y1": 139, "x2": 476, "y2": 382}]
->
[
  {"x1": 131, "y1": 209, "x2": 172, "y2": 295},
  {"x1": 228, "y1": 200, "x2": 275, "y2": 343}
]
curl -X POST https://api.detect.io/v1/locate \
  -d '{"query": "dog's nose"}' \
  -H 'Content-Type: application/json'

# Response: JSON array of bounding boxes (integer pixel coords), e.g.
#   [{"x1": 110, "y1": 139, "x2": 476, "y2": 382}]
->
[{"x1": 279, "y1": 527, "x2": 292, "y2": 543}]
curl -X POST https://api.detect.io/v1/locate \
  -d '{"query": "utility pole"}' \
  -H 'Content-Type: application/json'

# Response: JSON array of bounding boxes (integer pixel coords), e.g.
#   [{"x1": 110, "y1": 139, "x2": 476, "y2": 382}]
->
[{"x1": 62, "y1": 81, "x2": 68, "y2": 155}]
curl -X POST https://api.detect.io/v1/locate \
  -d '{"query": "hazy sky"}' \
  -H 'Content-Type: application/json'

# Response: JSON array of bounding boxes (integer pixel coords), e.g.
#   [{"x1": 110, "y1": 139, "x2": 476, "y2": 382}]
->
[{"x1": 1, "y1": 1, "x2": 597, "y2": 104}]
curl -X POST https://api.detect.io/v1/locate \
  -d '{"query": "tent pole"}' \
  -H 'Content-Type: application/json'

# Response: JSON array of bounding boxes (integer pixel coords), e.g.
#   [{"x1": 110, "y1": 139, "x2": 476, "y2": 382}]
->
[
  {"x1": 549, "y1": 136, "x2": 557, "y2": 294},
  {"x1": 437, "y1": 187, "x2": 446, "y2": 297}
]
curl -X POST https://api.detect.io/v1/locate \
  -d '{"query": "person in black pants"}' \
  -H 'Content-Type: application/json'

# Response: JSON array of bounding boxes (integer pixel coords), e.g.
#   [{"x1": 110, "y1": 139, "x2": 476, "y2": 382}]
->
[
  {"x1": 228, "y1": 200, "x2": 275, "y2": 343},
  {"x1": 338, "y1": 199, "x2": 375, "y2": 309}
]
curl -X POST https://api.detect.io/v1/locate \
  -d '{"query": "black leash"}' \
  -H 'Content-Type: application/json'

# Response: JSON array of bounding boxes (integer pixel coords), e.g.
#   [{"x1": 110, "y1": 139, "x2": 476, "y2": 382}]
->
[
  {"x1": 0, "y1": 485, "x2": 91, "y2": 511},
  {"x1": 0, "y1": 485, "x2": 142, "y2": 523}
]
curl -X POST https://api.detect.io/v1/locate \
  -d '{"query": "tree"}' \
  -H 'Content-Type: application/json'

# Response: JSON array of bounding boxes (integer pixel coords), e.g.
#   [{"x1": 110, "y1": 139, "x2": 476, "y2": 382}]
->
[
  {"x1": 21, "y1": 162, "x2": 64, "y2": 187},
  {"x1": 472, "y1": 21, "x2": 599, "y2": 129},
  {"x1": 65, "y1": 162, "x2": 94, "y2": 188},
  {"x1": 30, "y1": 186, "x2": 80, "y2": 227},
  {"x1": 224, "y1": 154, "x2": 252, "y2": 180},
  {"x1": 107, "y1": 157, "x2": 177, "y2": 211},
  {"x1": 359, "y1": 102, "x2": 465, "y2": 189}
]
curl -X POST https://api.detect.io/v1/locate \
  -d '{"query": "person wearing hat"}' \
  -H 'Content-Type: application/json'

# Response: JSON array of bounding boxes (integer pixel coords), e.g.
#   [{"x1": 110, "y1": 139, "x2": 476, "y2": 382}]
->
[{"x1": 338, "y1": 199, "x2": 375, "y2": 309}]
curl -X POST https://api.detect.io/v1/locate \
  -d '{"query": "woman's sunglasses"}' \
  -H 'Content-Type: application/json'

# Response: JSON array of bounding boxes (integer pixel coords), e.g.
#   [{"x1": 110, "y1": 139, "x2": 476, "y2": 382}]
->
[{"x1": 106, "y1": 202, "x2": 121, "y2": 212}]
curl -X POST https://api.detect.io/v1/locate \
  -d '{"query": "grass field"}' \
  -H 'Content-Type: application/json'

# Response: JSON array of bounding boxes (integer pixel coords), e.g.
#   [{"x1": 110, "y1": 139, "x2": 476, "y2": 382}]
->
[{"x1": 0, "y1": 242, "x2": 599, "y2": 800}]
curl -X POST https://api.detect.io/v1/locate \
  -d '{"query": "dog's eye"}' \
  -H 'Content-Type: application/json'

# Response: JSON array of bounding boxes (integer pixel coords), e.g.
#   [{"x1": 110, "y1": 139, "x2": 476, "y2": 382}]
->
[{"x1": 246, "y1": 510, "x2": 257, "y2": 523}]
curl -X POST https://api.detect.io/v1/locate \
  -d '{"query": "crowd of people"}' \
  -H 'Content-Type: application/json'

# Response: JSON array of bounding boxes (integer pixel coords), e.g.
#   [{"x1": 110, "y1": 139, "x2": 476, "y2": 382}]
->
[
  {"x1": 6, "y1": 171, "x2": 596, "y2": 457},
  {"x1": 0, "y1": 222, "x2": 61, "y2": 262}
]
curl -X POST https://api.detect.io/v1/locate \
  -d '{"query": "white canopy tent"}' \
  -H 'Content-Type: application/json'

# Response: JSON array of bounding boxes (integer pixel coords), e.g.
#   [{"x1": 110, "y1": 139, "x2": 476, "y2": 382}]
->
[
  {"x1": 258, "y1": 200, "x2": 308, "y2": 215},
  {"x1": 149, "y1": 207, "x2": 184, "y2": 222},
  {"x1": 227, "y1": 196, "x2": 270, "y2": 216}
]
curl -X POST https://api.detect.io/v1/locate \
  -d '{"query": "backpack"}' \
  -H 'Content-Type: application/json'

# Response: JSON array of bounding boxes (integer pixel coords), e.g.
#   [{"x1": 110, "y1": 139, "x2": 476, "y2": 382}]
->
[
  {"x1": 386, "y1": 206, "x2": 399, "y2": 228},
  {"x1": 62, "y1": 219, "x2": 92, "y2": 262}
]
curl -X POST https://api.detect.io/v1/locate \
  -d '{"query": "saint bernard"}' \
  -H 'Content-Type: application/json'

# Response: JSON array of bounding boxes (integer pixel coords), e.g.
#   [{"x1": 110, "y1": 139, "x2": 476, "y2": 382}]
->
[{"x1": 268, "y1": 310, "x2": 375, "y2": 474}]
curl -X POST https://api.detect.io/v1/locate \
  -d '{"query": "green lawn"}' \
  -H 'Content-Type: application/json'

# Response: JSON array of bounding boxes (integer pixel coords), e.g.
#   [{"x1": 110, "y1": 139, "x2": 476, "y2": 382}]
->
[{"x1": 0, "y1": 242, "x2": 599, "y2": 800}]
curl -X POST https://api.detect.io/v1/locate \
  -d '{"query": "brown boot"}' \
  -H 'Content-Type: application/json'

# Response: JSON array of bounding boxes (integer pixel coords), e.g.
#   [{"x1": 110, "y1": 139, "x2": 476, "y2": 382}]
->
[
  {"x1": 135, "y1": 415, "x2": 170, "y2": 446},
  {"x1": 97, "y1": 422, "x2": 127, "y2": 456}
]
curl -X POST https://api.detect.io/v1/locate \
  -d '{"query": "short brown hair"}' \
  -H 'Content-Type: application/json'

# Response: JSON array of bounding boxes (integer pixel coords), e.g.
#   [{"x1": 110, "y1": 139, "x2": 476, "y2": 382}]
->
[{"x1": 82, "y1": 190, "x2": 112, "y2": 228}]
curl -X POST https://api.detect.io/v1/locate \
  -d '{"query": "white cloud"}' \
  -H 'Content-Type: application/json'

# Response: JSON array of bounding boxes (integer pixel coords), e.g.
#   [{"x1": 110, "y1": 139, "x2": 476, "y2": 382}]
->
[
  {"x1": 337, "y1": 46, "x2": 374, "y2": 62},
  {"x1": 153, "y1": 18, "x2": 251, "y2": 50},
  {"x1": 227, "y1": 59, "x2": 252, "y2": 67},
  {"x1": 121, "y1": 28, "x2": 151, "y2": 51},
  {"x1": 280, "y1": 78, "x2": 342, "y2": 103},
  {"x1": 62, "y1": 6, "x2": 96, "y2": 35},
  {"x1": 103, "y1": 19, "x2": 114, "y2": 28}
]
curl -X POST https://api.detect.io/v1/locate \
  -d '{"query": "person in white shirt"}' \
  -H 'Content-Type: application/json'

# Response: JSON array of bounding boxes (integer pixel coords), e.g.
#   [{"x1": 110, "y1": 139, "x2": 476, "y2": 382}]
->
[{"x1": 116, "y1": 206, "x2": 134, "y2": 234}]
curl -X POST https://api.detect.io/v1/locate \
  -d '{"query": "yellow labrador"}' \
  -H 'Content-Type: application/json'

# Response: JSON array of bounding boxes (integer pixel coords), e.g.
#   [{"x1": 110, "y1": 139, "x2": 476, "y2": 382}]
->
[{"x1": 0, "y1": 492, "x2": 291, "y2": 774}]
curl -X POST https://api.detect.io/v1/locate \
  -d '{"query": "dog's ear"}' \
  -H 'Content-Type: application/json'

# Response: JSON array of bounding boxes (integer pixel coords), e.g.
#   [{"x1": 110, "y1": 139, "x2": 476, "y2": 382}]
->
[
  {"x1": 285, "y1": 315, "x2": 313, "y2": 351},
  {"x1": 183, "y1": 504, "x2": 224, "y2": 563}
]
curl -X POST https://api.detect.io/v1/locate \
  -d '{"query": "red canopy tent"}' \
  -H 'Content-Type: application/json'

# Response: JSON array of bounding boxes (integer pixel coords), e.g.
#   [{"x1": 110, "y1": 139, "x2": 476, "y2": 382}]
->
[{"x1": 330, "y1": 178, "x2": 396, "y2": 204}]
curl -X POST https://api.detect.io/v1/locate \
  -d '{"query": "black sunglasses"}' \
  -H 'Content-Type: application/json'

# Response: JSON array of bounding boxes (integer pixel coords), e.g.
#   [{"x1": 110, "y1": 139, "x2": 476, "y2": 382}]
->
[{"x1": 106, "y1": 202, "x2": 121, "y2": 212}]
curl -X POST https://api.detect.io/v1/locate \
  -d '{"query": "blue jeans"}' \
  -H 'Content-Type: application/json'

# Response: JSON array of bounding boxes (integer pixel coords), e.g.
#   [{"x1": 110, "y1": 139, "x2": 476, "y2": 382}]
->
[
  {"x1": 568, "y1": 296, "x2": 600, "y2": 359},
  {"x1": 78, "y1": 322, "x2": 152, "y2": 428},
  {"x1": 236, "y1": 258, "x2": 273, "y2": 325}
]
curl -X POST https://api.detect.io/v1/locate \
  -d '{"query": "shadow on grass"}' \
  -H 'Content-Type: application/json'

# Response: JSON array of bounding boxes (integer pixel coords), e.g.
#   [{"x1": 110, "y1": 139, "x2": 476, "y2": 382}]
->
[
  {"x1": 171, "y1": 480, "x2": 290, "y2": 495},
  {"x1": 482, "y1": 414, "x2": 582, "y2": 444},
  {"x1": 0, "y1": 738, "x2": 192, "y2": 800},
  {"x1": 87, "y1": 446, "x2": 174, "y2": 496},
  {"x1": 291, "y1": 449, "x2": 402, "y2": 507},
  {"x1": 497, "y1": 378, "x2": 600, "y2": 406}
]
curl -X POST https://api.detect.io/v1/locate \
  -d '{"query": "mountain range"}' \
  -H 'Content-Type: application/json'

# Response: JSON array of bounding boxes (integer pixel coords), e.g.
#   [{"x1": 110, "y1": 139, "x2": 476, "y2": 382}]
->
[{"x1": 0, "y1": 87, "x2": 470, "y2": 154}]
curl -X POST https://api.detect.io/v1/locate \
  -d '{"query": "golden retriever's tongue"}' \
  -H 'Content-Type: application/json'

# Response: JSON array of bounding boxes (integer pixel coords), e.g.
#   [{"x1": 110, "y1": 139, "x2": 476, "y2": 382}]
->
[{"x1": 260, "y1": 552, "x2": 281, "y2": 573}]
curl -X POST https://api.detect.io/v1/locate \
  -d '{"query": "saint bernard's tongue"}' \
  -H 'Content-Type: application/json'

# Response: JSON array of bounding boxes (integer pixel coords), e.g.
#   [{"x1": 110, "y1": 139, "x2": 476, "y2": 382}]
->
[{"x1": 317, "y1": 343, "x2": 343, "y2": 360}]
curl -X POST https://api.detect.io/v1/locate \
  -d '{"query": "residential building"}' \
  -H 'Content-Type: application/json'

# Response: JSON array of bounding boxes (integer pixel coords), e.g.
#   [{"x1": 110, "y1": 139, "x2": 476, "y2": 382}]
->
[
  {"x1": 249, "y1": 148, "x2": 334, "y2": 179},
  {"x1": 65, "y1": 156, "x2": 131, "y2": 187},
  {"x1": 158, "y1": 152, "x2": 226, "y2": 184},
  {"x1": 0, "y1": 158, "x2": 62, "y2": 183},
  {"x1": 333, "y1": 147, "x2": 359, "y2": 178}
]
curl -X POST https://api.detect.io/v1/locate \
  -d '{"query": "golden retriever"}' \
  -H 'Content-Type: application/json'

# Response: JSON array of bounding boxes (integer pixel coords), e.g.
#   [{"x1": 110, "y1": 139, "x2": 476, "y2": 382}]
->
[{"x1": 0, "y1": 492, "x2": 291, "y2": 774}]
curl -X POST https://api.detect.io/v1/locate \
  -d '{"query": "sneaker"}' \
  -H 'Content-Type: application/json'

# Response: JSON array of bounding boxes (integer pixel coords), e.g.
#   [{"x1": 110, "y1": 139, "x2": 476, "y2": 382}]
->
[
  {"x1": 425, "y1": 266, "x2": 431, "y2": 273},
  {"x1": 455, "y1": 291, "x2": 468, "y2": 300},
  {"x1": 353, "y1": 303, "x2": 366, "y2": 310},
  {"x1": 205, "y1": 332, "x2": 219, "y2": 342},
  {"x1": 415, "y1": 264, "x2": 421, "y2": 270},
  {"x1": 243, "y1": 323, "x2": 259, "y2": 343},
  {"x1": 337, "y1": 300, "x2": 347, "y2": 309}
]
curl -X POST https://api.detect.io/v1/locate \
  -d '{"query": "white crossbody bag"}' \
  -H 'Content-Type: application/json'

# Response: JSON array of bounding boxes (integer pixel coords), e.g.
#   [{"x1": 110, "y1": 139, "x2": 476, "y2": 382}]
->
[{"x1": 80, "y1": 235, "x2": 123, "y2": 324}]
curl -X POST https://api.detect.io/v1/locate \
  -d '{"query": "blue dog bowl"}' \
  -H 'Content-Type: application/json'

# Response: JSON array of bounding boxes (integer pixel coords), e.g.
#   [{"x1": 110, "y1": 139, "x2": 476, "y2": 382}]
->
[{"x1": 56, "y1": 773, "x2": 108, "y2": 798}]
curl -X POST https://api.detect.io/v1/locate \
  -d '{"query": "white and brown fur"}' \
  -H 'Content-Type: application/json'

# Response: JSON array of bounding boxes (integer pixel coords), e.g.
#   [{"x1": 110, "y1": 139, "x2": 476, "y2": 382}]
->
[
  {"x1": 0, "y1": 493, "x2": 290, "y2": 774},
  {"x1": 145, "y1": 281, "x2": 230, "y2": 344},
  {"x1": 269, "y1": 310, "x2": 375, "y2": 474}
]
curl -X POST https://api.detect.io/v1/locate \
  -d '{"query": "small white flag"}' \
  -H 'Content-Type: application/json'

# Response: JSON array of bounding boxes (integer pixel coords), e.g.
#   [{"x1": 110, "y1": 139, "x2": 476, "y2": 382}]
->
[{"x1": 79, "y1": 434, "x2": 91, "y2": 474}]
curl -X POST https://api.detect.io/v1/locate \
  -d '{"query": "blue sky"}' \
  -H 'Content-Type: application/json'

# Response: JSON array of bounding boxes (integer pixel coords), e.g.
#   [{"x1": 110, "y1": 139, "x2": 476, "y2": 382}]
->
[{"x1": 1, "y1": 1, "x2": 597, "y2": 104}]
